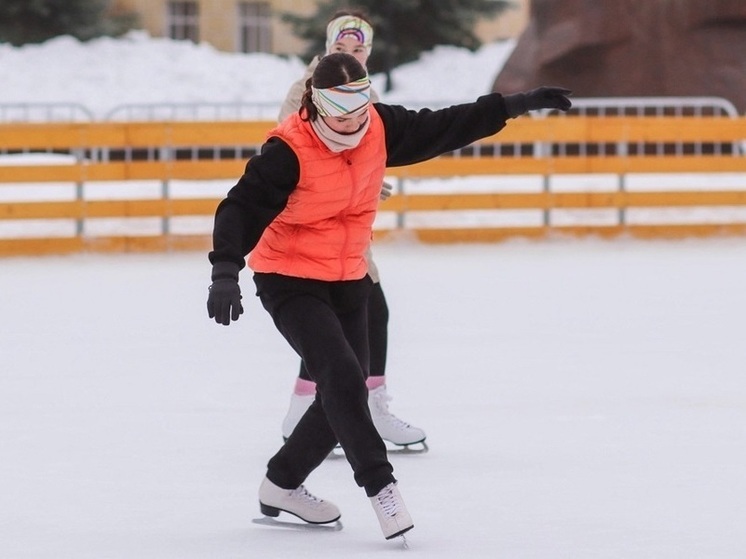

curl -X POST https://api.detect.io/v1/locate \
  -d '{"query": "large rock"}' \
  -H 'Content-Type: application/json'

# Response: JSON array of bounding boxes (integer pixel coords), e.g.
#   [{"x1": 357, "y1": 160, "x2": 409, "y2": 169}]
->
[{"x1": 493, "y1": 0, "x2": 746, "y2": 113}]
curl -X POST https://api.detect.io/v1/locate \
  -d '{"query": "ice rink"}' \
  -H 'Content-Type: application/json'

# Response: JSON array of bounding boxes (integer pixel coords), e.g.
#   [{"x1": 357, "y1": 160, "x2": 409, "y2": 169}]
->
[{"x1": 2, "y1": 237, "x2": 745, "y2": 558}]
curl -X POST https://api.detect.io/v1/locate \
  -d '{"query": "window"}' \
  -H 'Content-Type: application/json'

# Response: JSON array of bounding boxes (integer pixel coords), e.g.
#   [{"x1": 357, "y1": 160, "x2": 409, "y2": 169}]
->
[
  {"x1": 238, "y1": 2, "x2": 271, "y2": 53},
  {"x1": 167, "y1": 1, "x2": 199, "y2": 42}
]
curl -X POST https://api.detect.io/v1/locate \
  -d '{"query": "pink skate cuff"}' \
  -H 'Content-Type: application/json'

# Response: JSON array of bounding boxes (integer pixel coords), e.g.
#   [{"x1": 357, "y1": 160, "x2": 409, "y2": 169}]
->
[
  {"x1": 293, "y1": 378, "x2": 317, "y2": 396},
  {"x1": 366, "y1": 376, "x2": 386, "y2": 390}
]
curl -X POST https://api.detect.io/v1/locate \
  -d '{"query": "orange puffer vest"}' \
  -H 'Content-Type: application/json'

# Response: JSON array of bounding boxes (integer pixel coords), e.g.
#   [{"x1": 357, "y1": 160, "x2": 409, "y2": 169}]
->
[{"x1": 248, "y1": 110, "x2": 386, "y2": 281}]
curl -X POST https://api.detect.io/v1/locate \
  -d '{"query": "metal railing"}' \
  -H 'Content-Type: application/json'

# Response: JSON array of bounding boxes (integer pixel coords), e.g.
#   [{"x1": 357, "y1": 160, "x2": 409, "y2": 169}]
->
[
  {"x1": 546, "y1": 96, "x2": 739, "y2": 117},
  {"x1": 2, "y1": 96, "x2": 741, "y2": 124},
  {"x1": 541, "y1": 96, "x2": 743, "y2": 159},
  {"x1": 0, "y1": 103, "x2": 94, "y2": 122},
  {"x1": 103, "y1": 101, "x2": 282, "y2": 121},
  {"x1": 3, "y1": 96, "x2": 742, "y2": 162},
  {"x1": 2, "y1": 97, "x2": 742, "y2": 166}
]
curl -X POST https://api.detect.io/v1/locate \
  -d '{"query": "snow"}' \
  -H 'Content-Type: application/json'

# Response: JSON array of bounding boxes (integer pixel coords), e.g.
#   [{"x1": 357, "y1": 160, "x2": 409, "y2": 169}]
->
[
  {"x1": 0, "y1": 31, "x2": 515, "y2": 119},
  {"x1": 1, "y1": 33, "x2": 746, "y2": 558}
]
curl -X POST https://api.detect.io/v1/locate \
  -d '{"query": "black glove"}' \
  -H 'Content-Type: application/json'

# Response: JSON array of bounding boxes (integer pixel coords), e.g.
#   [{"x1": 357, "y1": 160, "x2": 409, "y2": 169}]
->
[
  {"x1": 207, "y1": 261, "x2": 244, "y2": 325},
  {"x1": 503, "y1": 86, "x2": 573, "y2": 118}
]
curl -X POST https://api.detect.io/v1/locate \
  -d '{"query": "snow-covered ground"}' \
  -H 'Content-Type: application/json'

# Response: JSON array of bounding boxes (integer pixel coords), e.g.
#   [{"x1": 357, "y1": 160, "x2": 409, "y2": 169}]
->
[
  {"x1": 0, "y1": 31, "x2": 515, "y2": 120},
  {"x1": 1, "y1": 33, "x2": 746, "y2": 558}
]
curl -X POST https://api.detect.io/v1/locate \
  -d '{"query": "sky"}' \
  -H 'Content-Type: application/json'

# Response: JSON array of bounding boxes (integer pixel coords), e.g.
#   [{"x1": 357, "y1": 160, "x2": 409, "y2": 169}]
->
[{"x1": 1, "y1": 33, "x2": 746, "y2": 558}]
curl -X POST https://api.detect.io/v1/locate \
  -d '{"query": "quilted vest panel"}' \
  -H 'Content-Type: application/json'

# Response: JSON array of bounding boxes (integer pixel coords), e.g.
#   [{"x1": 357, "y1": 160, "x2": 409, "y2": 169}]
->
[{"x1": 248, "y1": 110, "x2": 386, "y2": 281}]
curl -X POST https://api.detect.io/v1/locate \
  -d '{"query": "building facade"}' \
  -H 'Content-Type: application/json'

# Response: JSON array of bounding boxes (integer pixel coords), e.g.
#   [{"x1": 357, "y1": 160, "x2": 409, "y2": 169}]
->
[{"x1": 113, "y1": 0, "x2": 528, "y2": 55}]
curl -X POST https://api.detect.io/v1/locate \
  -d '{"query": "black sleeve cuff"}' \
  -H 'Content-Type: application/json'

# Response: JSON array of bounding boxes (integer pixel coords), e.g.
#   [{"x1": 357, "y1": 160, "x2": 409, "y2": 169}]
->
[
  {"x1": 502, "y1": 92, "x2": 527, "y2": 118},
  {"x1": 211, "y1": 261, "x2": 241, "y2": 281}
]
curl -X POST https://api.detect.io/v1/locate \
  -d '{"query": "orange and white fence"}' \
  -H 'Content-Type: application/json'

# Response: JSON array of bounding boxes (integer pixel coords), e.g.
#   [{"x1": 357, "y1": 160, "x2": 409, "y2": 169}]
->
[{"x1": 1, "y1": 115, "x2": 746, "y2": 256}]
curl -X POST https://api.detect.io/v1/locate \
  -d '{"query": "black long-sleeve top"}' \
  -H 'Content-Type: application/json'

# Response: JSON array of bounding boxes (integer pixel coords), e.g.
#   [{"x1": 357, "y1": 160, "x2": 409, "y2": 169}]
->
[{"x1": 209, "y1": 92, "x2": 512, "y2": 268}]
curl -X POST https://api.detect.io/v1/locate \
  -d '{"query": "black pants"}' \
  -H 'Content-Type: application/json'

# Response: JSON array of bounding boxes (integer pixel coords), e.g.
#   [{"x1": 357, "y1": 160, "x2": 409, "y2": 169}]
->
[
  {"x1": 298, "y1": 280, "x2": 389, "y2": 380},
  {"x1": 254, "y1": 273, "x2": 395, "y2": 497}
]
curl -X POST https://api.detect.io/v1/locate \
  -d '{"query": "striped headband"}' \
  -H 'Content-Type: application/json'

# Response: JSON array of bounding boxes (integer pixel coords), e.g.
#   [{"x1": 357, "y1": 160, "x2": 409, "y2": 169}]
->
[
  {"x1": 311, "y1": 76, "x2": 371, "y2": 117},
  {"x1": 325, "y1": 16, "x2": 374, "y2": 55}
]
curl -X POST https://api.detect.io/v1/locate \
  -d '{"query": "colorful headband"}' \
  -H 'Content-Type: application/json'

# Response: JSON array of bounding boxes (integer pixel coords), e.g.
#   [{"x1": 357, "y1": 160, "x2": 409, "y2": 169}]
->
[
  {"x1": 325, "y1": 16, "x2": 374, "y2": 55},
  {"x1": 311, "y1": 76, "x2": 371, "y2": 117}
]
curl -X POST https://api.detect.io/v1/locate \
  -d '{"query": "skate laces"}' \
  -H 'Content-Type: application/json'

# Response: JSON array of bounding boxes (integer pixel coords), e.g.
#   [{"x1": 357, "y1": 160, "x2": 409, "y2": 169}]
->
[
  {"x1": 375, "y1": 484, "x2": 401, "y2": 517},
  {"x1": 291, "y1": 485, "x2": 324, "y2": 509},
  {"x1": 371, "y1": 389, "x2": 412, "y2": 429}
]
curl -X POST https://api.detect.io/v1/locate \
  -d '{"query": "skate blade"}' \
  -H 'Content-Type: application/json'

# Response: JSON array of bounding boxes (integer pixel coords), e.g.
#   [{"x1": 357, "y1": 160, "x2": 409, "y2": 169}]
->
[
  {"x1": 252, "y1": 516, "x2": 343, "y2": 532},
  {"x1": 387, "y1": 440, "x2": 429, "y2": 455},
  {"x1": 400, "y1": 533, "x2": 410, "y2": 549},
  {"x1": 327, "y1": 441, "x2": 429, "y2": 459}
]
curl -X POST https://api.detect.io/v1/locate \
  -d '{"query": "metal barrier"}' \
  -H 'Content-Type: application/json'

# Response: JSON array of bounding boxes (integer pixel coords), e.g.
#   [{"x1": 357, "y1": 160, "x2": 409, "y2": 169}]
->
[
  {"x1": 4, "y1": 96, "x2": 740, "y2": 123},
  {"x1": 0, "y1": 103, "x2": 94, "y2": 123},
  {"x1": 549, "y1": 96, "x2": 739, "y2": 117},
  {"x1": 103, "y1": 101, "x2": 282, "y2": 122},
  {"x1": 542, "y1": 97, "x2": 743, "y2": 158},
  {"x1": 3, "y1": 96, "x2": 742, "y2": 163},
  {"x1": 5, "y1": 96, "x2": 739, "y2": 161}
]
